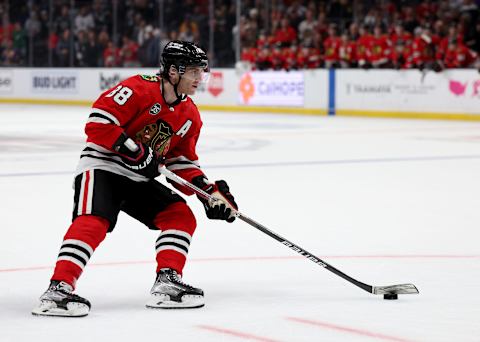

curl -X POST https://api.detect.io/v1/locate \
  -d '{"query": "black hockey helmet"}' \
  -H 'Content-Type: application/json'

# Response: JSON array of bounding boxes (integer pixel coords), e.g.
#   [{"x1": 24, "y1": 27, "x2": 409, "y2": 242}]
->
[{"x1": 161, "y1": 40, "x2": 208, "y2": 77}]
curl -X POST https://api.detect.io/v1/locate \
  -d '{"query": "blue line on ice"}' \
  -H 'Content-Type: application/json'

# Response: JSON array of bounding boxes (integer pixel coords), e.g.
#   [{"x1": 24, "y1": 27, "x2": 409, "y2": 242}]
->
[{"x1": 1, "y1": 154, "x2": 480, "y2": 178}]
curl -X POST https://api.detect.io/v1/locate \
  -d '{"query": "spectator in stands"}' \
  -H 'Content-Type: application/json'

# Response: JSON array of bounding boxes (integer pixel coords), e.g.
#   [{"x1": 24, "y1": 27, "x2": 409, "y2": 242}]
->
[
  {"x1": 298, "y1": 9, "x2": 317, "y2": 43},
  {"x1": 138, "y1": 25, "x2": 160, "y2": 67},
  {"x1": 91, "y1": 0, "x2": 110, "y2": 32},
  {"x1": 4, "y1": 0, "x2": 480, "y2": 70},
  {"x1": 323, "y1": 24, "x2": 341, "y2": 68},
  {"x1": 74, "y1": 6, "x2": 95, "y2": 35},
  {"x1": 338, "y1": 32, "x2": 356, "y2": 68},
  {"x1": 270, "y1": 43, "x2": 284, "y2": 70},
  {"x1": 274, "y1": 17, "x2": 297, "y2": 47},
  {"x1": 402, "y1": 6, "x2": 420, "y2": 33},
  {"x1": 241, "y1": 46, "x2": 257, "y2": 69},
  {"x1": 287, "y1": 1, "x2": 307, "y2": 29},
  {"x1": 284, "y1": 43, "x2": 298, "y2": 70},
  {"x1": 370, "y1": 26, "x2": 391, "y2": 68},
  {"x1": 25, "y1": 10, "x2": 41, "y2": 40},
  {"x1": 356, "y1": 25, "x2": 373, "y2": 68},
  {"x1": 83, "y1": 30, "x2": 102, "y2": 67},
  {"x1": 178, "y1": 15, "x2": 199, "y2": 43},
  {"x1": 119, "y1": 35, "x2": 140, "y2": 67},
  {"x1": 389, "y1": 23, "x2": 413, "y2": 69},
  {"x1": 55, "y1": 5, "x2": 71, "y2": 34},
  {"x1": 256, "y1": 46, "x2": 272, "y2": 70},
  {"x1": 56, "y1": 29, "x2": 72, "y2": 67},
  {"x1": 103, "y1": 41, "x2": 120, "y2": 67},
  {"x1": 443, "y1": 38, "x2": 478, "y2": 68},
  {"x1": 75, "y1": 30, "x2": 88, "y2": 66},
  {"x1": 12, "y1": 22, "x2": 26, "y2": 64},
  {"x1": 1, "y1": 40, "x2": 18, "y2": 66}
]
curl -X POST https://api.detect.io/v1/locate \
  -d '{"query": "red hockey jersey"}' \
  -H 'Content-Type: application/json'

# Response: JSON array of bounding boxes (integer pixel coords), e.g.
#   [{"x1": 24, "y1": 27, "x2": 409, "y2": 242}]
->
[{"x1": 76, "y1": 74, "x2": 205, "y2": 194}]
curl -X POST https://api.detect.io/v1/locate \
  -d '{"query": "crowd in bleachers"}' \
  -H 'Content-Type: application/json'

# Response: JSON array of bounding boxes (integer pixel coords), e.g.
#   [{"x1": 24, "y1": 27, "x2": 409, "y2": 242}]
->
[
  {"x1": 240, "y1": 0, "x2": 480, "y2": 71},
  {"x1": 1, "y1": 0, "x2": 480, "y2": 70},
  {"x1": 1, "y1": 0, "x2": 235, "y2": 68}
]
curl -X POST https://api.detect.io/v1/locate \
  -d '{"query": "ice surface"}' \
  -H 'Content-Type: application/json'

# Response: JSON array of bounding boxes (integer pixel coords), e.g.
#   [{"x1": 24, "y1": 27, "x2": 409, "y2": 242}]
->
[{"x1": 1, "y1": 104, "x2": 480, "y2": 341}]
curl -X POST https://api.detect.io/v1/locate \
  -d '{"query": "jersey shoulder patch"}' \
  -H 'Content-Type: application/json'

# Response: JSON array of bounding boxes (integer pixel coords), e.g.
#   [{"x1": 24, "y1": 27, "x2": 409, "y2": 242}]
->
[{"x1": 139, "y1": 74, "x2": 160, "y2": 82}]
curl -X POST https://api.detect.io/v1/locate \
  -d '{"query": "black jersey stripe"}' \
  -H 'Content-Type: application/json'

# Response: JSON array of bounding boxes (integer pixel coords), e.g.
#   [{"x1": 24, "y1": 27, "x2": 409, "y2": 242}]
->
[
  {"x1": 89, "y1": 113, "x2": 115, "y2": 124},
  {"x1": 82, "y1": 147, "x2": 118, "y2": 157},
  {"x1": 80, "y1": 154, "x2": 127, "y2": 168},
  {"x1": 165, "y1": 160, "x2": 197, "y2": 167}
]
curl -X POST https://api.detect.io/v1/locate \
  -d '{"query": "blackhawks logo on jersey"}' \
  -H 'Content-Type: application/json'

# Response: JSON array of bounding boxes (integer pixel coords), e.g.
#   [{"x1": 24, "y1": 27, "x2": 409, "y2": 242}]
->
[
  {"x1": 140, "y1": 74, "x2": 159, "y2": 82},
  {"x1": 135, "y1": 119, "x2": 172, "y2": 157}
]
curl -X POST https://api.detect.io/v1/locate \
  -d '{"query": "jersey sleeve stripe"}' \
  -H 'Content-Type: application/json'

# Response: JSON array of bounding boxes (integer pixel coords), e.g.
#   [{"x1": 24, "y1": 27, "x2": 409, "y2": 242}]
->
[
  {"x1": 88, "y1": 113, "x2": 116, "y2": 125},
  {"x1": 164, "y1": 156, "x2": 200, "y2": 166},
  {"x1": 90, "y1": 107, "x2": 121, "y2": 125},
  {"x1": 165, "y1": 156, "x2": 201, "y2": 171},
  {"x1": 167, "y1": 163, "x2": 201, "y2": 171}
]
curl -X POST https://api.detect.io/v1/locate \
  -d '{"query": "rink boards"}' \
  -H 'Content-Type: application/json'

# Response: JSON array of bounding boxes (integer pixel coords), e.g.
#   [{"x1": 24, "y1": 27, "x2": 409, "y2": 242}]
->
[{"x1": 1, "y1": 68, "x2": 480, "y2": 120}]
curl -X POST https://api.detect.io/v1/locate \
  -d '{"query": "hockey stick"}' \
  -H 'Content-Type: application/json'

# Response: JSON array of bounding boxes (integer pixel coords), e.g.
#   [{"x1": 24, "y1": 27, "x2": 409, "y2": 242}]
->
[{"x1": 159, "y1": 166, "x2": 419, "y2": 298}]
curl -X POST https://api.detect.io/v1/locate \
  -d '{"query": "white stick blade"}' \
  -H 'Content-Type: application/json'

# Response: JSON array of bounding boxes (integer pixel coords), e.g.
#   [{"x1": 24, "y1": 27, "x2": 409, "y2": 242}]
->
[{"x1": 373, "y1": 284, "x2": 419, "y2": 295}]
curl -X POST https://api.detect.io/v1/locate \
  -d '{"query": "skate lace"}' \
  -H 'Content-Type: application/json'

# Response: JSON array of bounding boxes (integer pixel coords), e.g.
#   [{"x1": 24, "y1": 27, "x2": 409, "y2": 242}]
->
[
  {"x1": 168, "y1": 271, "x2": 195, "y2": 290},
  {"x1": 55, "y1": 283, "x2": 83, "y2": 300}
]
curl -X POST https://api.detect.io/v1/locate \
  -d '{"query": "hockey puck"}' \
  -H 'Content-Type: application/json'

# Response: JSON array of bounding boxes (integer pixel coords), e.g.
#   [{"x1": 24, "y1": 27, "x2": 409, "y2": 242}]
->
[{"x1": 383, "y1": 293, "x2": 398, "y2": 300}]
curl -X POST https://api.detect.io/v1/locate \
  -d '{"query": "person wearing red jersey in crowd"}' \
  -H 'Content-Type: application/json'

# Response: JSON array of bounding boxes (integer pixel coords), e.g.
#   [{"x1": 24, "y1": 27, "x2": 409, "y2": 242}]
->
[
  {"x1": 284, "y1": 43, "x2": 299, "y2": 70},
  {"x1": 32, "y1": 40, "x2": 238, "y2": 317},
  {"x1": 415, "y1": 0, "x2": 438, "y2": 23},
  {"x1": 256, "y1": 46, "x2": 273, "y2": 70},
  {"x1": 296, "y1": 45, "x2": 310, "y2": 69},
  {"x1": 390, "y1": 23, "x2": 412, "y2": 49},
  {"x1": 256, "y1": 31, "x2": 272, "y2": 50},
  {"x1": 411, "y1": 27, "x2": 442, "y2": 71},
  {"x1": 270, "y1": 43, "x2": 285, "y2": 70},
  {"x1": 240, "y1": 46, "x2": 258, "y2": 69},
  {"x1": 356, "y1": 25, "x2": 373, "y2": 68},
  {"x1": 103, "y1": 41, "x2": 120, "y2": 67},
  {"x1": 273, "y1": 17, "x2": 297, "y2": 47},
  {"x1": 438, "y1": 25, "x2": 464, "y2": 61},
  {"x1": 119, "y1": 35, "x2": 140, "y2": 67},
  {"x1": 411, "y1": 27, "x2": 429, "y2": 69},
  {"x1": 306, "y1": 45, "x2": 321, "y2": 69},
  {"x1": 338, "y1": 32, "x2": 357, "y2": 68},
  {"x1": 323, "y1": 25, "x2": 341, "y2": 68},
  {"x1": 443, "y1": 39, "x2": 479, "y2": 68},
  {"x1": 369, "y1": 26, "x2": 392, "y2": 68},
  {"x1": 388, "y1": 23, "x2": 413, "y2": 69}
]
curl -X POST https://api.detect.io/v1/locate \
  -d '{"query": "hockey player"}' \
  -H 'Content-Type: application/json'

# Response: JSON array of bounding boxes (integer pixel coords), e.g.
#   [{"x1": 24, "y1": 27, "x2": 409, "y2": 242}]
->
[{"x1": 31, "y1": 40, "x2": 238, "y2": 317}]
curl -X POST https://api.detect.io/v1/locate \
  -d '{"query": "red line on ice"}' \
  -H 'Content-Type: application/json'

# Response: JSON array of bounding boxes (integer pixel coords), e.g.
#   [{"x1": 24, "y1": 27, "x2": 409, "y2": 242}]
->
[
  {"x1": 197, "y1": 325, "x2": 281, "y2": 342},
  {"x1": 286, "y1": 317, "x2": 414, "y2": 342},
  {"x1": 1, "y1": 254, "x2": 479, "y2": 273}
]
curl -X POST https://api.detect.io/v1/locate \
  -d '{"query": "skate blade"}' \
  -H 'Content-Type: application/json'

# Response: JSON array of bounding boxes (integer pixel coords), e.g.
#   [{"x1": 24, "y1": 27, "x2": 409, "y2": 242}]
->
[
  {"x1": 146, "y1": 294, "x2": 204, "y2": 309},
  {"x1": 31, "y1": 301, "x2": 89, "y2": 317}
]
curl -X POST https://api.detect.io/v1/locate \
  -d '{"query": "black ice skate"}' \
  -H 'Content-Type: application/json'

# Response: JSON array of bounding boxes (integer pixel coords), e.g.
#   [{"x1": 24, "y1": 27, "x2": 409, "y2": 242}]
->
[
  {"x1": 146, "y1": 268, "x2": 204, "y2": 309},
  {"x1": 31, "y1": 281, "x2": 91, "y2": 317}
]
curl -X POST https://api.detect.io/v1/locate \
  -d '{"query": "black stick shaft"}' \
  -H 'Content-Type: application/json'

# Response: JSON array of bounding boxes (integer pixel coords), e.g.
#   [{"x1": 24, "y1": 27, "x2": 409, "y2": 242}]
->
[
  {"x1": 237, "y1": 213, "x2": 372, "y2": 293},
  {"x1": 159, "y1": 167, "x2": 374, "y2": 294}
]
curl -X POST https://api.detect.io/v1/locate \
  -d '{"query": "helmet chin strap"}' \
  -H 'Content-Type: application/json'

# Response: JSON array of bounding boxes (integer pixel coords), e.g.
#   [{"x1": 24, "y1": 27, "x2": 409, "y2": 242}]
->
[{"x1": 163, "y1": 68, "x2": 185, "y2": 107}]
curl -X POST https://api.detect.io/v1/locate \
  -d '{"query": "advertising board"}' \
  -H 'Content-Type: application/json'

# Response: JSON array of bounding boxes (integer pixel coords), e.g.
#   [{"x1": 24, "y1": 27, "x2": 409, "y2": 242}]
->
[{"x1": 238, "y1": 71, "x2": 304, "y2": 107}]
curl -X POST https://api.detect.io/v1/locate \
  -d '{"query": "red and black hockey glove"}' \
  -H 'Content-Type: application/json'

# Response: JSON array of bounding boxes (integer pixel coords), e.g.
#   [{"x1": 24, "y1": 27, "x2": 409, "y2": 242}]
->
[
  {"x1": 192, "y1": 176, "x2": 238, "y2": 223},
  {"x1": 113, "y1": 132, "x2": 159, "y2": 179}
]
